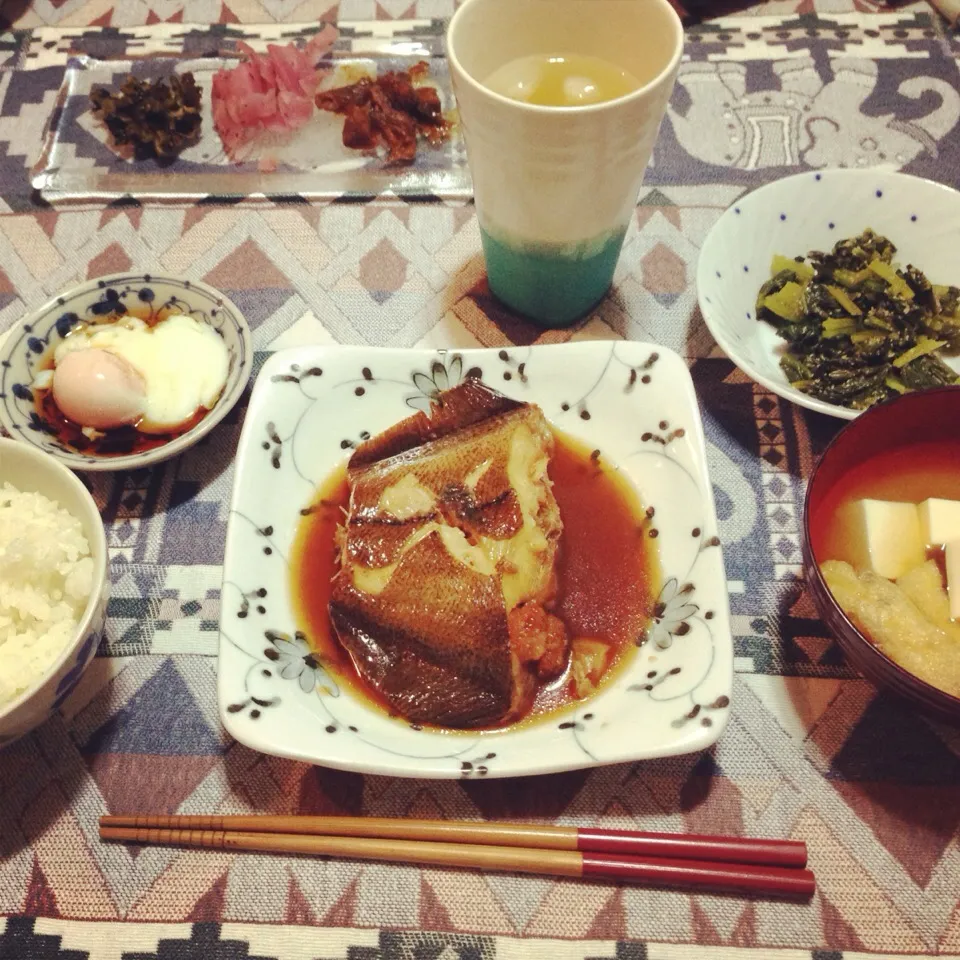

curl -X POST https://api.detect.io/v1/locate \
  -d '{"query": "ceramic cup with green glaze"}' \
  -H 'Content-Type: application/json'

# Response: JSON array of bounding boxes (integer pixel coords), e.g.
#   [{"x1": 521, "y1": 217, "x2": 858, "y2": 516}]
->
[{"x1": 448, "y1": 0, "x2": 683, "y2": 328}]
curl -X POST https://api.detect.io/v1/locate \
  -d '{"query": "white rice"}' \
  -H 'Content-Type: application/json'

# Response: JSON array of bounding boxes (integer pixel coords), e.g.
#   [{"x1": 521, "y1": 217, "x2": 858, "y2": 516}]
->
[{"x1": 0, "y1": 483, "x2": 93, "y2": 708}]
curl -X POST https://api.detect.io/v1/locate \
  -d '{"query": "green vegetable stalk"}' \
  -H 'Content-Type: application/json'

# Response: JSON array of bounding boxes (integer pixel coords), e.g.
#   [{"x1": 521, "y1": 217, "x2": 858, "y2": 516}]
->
[{"x1": 751, "y1": 230, "x2": 960, "y2": 410}]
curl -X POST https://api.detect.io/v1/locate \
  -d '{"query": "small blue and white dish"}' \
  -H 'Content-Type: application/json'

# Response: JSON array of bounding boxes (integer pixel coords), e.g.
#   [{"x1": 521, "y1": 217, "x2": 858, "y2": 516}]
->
[
  {"x1": 0, "y1": 273, "x2": 253, "y2": 471},
  {"x1": 698, "y1": 170, "x2": 960, "y2": 419}
]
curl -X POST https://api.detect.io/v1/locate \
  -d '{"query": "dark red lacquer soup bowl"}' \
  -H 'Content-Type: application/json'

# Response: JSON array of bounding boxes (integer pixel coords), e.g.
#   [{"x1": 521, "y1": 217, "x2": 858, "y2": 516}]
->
[{"x1": 803, "y1": 386, "x2": 960, "y2": 724}]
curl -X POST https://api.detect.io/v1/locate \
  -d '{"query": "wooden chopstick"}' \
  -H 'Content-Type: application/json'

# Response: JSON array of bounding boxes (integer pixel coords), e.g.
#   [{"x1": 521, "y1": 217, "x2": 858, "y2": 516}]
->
[
  {"x1": 99, "y1": 825, "x2": 815, "y2": 899},
  {"x1": 99, "y1": 814, "x2": 807, "y2": 869}
]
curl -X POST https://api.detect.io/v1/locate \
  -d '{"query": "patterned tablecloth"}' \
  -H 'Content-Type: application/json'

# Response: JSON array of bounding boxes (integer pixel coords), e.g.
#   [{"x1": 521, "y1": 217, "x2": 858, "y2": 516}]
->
[{"x1": 1, "y1": 0, "x2": 959, "y2": 958}]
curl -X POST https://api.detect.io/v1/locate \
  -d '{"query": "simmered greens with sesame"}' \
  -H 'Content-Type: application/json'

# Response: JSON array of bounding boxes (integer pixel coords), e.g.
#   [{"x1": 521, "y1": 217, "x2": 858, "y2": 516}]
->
[{"x1": 756, "y1": 229, "x2": 960, "y2": 410}]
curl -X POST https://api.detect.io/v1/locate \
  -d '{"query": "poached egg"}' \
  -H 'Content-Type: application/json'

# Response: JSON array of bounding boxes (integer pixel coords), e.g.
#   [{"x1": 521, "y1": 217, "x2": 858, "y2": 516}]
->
[{"x1": 43, "y1": 314, "x2": 229, "y2": 435}]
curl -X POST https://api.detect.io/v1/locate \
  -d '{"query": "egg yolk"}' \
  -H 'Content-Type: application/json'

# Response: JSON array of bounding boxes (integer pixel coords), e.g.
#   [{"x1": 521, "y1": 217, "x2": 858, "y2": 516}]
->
[{"x1": 52, "y1": 349, "x2": 146, "y2": 430}]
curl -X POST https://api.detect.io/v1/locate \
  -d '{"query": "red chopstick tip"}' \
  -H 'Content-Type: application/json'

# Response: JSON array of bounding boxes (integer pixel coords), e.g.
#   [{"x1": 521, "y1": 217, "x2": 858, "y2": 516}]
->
[
  {"x1": 582, "y1": 853, "x2": 816, "y2": 900},
  {"x1": 576, "y1": 828, "x2": 808, "y2": 870}
]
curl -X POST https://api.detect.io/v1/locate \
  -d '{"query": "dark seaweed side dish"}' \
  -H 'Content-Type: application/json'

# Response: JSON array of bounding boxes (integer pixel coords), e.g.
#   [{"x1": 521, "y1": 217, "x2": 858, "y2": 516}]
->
[{"x1": 756, "y1": 229, "x2": 960, "y2": 410}]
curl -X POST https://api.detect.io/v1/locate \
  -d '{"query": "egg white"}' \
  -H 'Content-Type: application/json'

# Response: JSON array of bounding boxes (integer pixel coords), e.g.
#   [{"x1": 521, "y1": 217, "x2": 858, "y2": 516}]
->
[{"x1": 53, "y1": 314, "x2": 229, "y2": 434}]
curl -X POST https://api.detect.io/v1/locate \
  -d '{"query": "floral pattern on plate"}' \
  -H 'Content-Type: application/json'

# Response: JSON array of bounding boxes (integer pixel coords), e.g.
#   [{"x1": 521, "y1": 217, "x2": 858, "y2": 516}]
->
[{"x1": 218, "y1": 342, "x2": 733, "y2": 779}]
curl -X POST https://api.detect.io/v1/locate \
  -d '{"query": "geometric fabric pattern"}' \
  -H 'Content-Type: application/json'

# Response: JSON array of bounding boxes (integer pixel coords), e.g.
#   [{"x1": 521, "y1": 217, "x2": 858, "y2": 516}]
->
[
  {"x1": 1, "y1": 3, "x2": 959, "y2": 959},
  {"x1": 4, "y1": 918, "x2": 960, "y2": 960}
]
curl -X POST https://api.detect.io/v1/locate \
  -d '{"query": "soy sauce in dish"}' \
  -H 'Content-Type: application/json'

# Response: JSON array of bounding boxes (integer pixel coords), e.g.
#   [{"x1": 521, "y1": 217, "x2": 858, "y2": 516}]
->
[
  {"x1": 291, "y1": 429, "x2": 661, "y2": 729},
  {"x1": 34, "y1": 390, "x2": 206, "y2": 457}
]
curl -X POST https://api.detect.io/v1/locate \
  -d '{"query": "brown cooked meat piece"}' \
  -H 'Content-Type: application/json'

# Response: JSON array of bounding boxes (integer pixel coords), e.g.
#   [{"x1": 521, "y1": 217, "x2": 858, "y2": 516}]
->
[
  {"x1": 315, "y1": 62, "x2": 450, "y2": 163},
  {"x1": 508, "y1": 603, "x2": 569, "y2": 682}
]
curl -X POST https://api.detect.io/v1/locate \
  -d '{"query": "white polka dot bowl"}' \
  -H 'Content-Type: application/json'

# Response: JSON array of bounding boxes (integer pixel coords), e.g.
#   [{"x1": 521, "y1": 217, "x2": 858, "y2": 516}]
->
[
  {"x1": 697, "y1": 170, "x2": 960, "y2": 420},
  {"x1": 0, "y1": 273, "x2": 253, "y2": 471}
]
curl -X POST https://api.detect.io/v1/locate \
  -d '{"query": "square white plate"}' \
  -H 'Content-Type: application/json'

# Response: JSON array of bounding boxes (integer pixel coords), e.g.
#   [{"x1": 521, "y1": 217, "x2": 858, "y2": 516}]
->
[{"x1": 218, "y1": 343, "x2": 732, "y2": 778}]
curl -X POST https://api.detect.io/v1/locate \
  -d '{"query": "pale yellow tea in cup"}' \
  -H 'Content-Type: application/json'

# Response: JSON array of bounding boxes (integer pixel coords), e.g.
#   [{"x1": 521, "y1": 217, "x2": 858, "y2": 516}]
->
[{"x1": 484, "y1": 53, "x2": 644, "y2": 107}]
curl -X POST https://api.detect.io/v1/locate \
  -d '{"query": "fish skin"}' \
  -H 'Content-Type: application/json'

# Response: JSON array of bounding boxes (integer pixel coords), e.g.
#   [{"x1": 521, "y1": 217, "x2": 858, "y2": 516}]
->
[
  {"x1": 329, "y1": 380, "x2": 561, "y2": 728},
  {"x1": 331, "y1": 531, "x2": 514, "y2": 727},
  {"x1": 348, "y1": 379, "x2": 525, "y2": 469}
]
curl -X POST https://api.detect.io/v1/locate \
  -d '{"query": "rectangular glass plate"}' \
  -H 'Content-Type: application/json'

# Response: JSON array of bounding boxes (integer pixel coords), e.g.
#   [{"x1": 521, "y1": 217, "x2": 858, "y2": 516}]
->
[{"x1": 32, "y1": 23, "x2": 471, "y2": 203}]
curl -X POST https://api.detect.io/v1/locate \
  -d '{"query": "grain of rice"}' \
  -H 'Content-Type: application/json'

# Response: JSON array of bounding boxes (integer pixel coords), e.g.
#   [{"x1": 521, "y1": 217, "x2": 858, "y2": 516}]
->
[{"x1": 0, "y1": 483, "x2": 93, "y2": 708}]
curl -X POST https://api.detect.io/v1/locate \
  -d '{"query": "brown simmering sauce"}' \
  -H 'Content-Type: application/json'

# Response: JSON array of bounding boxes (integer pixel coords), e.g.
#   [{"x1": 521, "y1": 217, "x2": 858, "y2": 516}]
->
[{"x1": 290, "y1": 429, "x2": 660, "y2": 729}]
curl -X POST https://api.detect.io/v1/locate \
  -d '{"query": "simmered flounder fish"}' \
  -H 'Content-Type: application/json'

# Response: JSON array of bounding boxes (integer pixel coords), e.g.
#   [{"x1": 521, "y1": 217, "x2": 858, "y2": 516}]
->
[{"x1": 329, "y1": 380, "x2": 567, "y2": 728}]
